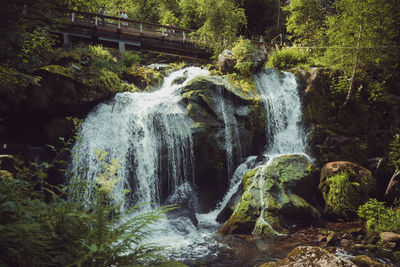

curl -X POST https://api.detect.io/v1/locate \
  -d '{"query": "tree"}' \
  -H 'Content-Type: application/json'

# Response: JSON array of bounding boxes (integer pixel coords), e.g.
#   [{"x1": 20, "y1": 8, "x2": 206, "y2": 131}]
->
[
  {"x1": 193, "y1": 0, "x2": 246, "y2": 53},
  {"x1": 323, "y1": 0, "x2": 400, "y2": 105},
  {"x1": 284, "y1": 0, "x2": 326, "y2": 46}
]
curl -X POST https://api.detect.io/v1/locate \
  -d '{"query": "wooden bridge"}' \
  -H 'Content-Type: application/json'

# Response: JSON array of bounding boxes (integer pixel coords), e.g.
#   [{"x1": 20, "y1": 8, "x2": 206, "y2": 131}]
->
[{"x1": 52, "y1": 10, "x2": 213, "y2": 61}]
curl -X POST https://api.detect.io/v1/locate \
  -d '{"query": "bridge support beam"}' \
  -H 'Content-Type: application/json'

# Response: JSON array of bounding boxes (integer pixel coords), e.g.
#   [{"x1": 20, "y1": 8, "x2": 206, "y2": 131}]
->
[
  {"x1": 118, "y1": 41, "x2": 125, "y2": 53},
  {"x1": 63, "y1": 33, "x2": 69, "y2": 45}
]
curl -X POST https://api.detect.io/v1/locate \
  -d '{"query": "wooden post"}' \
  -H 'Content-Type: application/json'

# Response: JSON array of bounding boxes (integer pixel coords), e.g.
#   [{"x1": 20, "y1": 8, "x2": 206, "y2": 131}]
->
[
  {"x1": 71, "y1": 12, "x2": 75, "y2": 23},
  {"x1": 183, "y1": 31, "x2": 186, "y2": 42},
  {"x1": 140, "y1": 23, "x2": 143, "y2": 33},
  {"x1": 95, "y1": 16, "x2": 98, "y2": 26}
]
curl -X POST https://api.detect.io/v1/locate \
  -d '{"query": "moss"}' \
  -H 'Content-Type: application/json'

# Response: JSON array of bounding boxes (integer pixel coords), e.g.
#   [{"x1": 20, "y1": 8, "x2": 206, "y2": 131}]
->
[
  {"x1": 321, "y1": 170, "x2": 374, "y2": 219},
  {"x1": 123, "y1": 66, "x2": 163, "y2": 90},
  {"x1": 39, "y1": 65, "x2": 71, "y2": 78}
]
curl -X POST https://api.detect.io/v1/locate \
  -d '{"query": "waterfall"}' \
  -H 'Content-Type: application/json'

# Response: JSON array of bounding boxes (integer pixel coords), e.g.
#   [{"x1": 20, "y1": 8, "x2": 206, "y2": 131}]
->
[
  {"x1": 215, "y1": 86, "x2": 242, "y2": 178},
  {"x1": 69, "y1": 66, "x2": 309, "y2": 263},
  {"x1": 203, "y1": 68, "x2": 309, "y2": 238},
  {"x1": 70, "y1": 67, "x2": 208, "y2": 209},
  {"x1": 254, "y1": 68, "x2": 307, "y2": 154}
]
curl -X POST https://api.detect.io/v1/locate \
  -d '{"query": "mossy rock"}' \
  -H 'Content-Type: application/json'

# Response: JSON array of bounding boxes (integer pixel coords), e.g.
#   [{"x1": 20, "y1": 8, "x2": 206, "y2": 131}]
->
[
  {"x1": 319, "y1": 161, "x2": 375, "y2": 219},
  {"x1": 122, "y1": 66, "x2": 163, "y2": 90},
  {"x1": 180, "y1": 75, "x2": 266, "y2": 212},
  {"x1": 219, "y1": 154, "x2": 321, "y2": 237}
]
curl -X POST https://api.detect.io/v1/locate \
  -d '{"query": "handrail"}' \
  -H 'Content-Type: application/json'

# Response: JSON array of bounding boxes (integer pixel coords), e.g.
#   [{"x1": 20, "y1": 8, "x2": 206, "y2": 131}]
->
[{"x1": 63, "y1": 9, "x2": 196, "y2": 33}]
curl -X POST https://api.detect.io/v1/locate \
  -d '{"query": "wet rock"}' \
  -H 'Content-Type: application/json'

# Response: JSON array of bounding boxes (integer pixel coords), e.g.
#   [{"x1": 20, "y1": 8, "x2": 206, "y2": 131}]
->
[
  {"x1": 216, "y1": 155, "x2": 267, "y2": 223},
  {"x1": 380, "y1": 232, "x2": 400, "y2": 248},
  {"x1": 164, "y1": 187, "x2": 198, "y2": 227},
  {"x1": 180, "y1": 76, "x2": 266, "y2": 211},
  {"x1": 319, "y1": 161, "x2": 375, "y2": 219},
  {"x1": 350, "y1": 244, "x2": 379, "y2": 253},
  {"x1": 325, "y1": 231, "x2": 339, "y2": 246},
  {"x1": 218, "y1": 154, "x2": 321, "y2": 237},
  {"x1": 258, "y1": 246, "x2": 355, "y2": 266},
  {"x1": 217, "y1": 49, "x2": 235, "y2": 74},
  {"x1": 351, "y1": 255, "x2": 390, "y2": 267},
  {"x1": 171, "y1": 76, "x2": 187, "y2": 86}
]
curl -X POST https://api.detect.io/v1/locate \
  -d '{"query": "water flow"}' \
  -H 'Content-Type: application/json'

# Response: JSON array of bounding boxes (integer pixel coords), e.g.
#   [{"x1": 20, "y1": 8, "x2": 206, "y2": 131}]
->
[
  {"x1": 202, "y1": 69, "x2": 308, "y2": 226},
  {"x1": 70, "y1": 67, "x2": 209, "y2": 209},
  {"x1": 215, "y1": 87, "x2": 242, "y2": 178},
  {"x1": 254, "y1": 68, "x2": 307, "y2": 154}
]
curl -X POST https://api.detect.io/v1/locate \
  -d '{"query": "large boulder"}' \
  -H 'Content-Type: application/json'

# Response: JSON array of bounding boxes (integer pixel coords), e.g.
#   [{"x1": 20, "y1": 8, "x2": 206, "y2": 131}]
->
[
  {"x1": 319, "y1": 161, "x2": 375, "y2": 219},
  {"x1": 1, "y1": 64, "x2": 124, "y2": 147},
  {"x1": 180, "y1": 75, "x2": 266, "y2": 211},
  {"x1": 258, "y1": 246, "x2": 355, "y2": 267},
  {"x1": 29, "y1": 65, "x2": 122, "y2": 114},
  {"x1": 217, "y1": 49, "x2": 236, "y2": 74},
  {"x1": 218, "y1": 154, "x2": 321, "y2": 237}
]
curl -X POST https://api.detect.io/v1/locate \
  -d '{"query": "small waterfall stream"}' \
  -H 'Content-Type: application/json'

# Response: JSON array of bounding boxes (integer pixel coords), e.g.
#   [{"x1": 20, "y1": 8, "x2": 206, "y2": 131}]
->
[{"x1": 70, "y1": 66, "x2": 309, "y2": 264}]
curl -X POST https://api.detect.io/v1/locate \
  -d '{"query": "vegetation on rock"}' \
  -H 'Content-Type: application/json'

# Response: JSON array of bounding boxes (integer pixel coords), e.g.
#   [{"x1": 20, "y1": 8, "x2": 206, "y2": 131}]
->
[
  {"x1": 219, "y1": 155, "x2": 321, "y2": 237},
  {"x1": 319, "y1": 161, "x2": 375, "y2": 219}
]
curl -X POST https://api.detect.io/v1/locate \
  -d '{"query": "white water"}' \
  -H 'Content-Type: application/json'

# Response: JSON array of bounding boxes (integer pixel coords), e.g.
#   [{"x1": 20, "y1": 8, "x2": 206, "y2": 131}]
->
[
  {"x1": 70, "y1": 67, "x2": 208, "y2": 209},
  {"x1": 215, "y1": 87, "x2": 242, "y2": 178},
  {"x1": 70, "y1": 67, "x2": 309, "y2": 262},
  {"x1": 200, "y1": 68, "x2": 309, "y2": 237},
  {"x1": 254, "y1": 68, "x2": 307, "y2": 154}
]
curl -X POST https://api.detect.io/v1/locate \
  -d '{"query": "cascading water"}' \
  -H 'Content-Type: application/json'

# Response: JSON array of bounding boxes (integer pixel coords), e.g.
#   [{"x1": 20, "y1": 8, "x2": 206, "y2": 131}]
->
[
  {"x1": 215, "y1": 87, "x2": 242, "y2": 178},
  {"x1": 70, "y1": 65, "x2": 309, "y2": 264},
  {"x1": 200, "y1": 68, "x2": 310, "y2": 241},
  {"x1": 254, "y1": 68, "x2": 307, "y2": 154},
  {"x1": 70, "y1": 67, "x2": 208, "y2": 210}
]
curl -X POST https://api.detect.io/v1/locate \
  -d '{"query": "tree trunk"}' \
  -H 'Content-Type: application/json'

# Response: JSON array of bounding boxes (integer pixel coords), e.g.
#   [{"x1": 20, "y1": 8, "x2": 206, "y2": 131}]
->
[{"x1": 340, "y1": 18, "x2": 363, "y2": 108}]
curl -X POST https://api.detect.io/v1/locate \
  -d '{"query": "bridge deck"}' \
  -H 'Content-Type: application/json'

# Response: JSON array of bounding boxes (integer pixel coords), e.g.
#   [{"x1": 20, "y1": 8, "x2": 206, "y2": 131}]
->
[{"x1": 54, "y1": 10, "x2": 212, "y2": 61}]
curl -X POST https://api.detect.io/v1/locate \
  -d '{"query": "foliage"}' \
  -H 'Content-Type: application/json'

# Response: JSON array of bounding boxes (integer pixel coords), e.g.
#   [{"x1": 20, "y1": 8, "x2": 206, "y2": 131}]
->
[
  {"x1": 358, "y1": 198, "x2": 400, "y2": 234},
  {"x1": 231, "y1": 38, "x2": 258, "y2": 76},
  {"x1": 227, "y1": 73, "x2": 256, "y2": 94},
  {"x1": 266, "y1": 47, "x2": 310, "y2": 70},
  {"x1": 284, "y1": 0, "x2": 326, "y2": 46},
  {"x1": 388, "y1": 134, "x2": 400, "y2": 172},
  {"x1": 192, "y1": 0, "x2": 246, "y2": 54},
  {"x1": 329, "y1": 75, "x2": 351, "y2": 102},
  {"x1": 0, "y1": 128, "x2": 173, "y2": 266},
  {"x1": 0, "y1": 65, "x2": 41, "y2": 104}
]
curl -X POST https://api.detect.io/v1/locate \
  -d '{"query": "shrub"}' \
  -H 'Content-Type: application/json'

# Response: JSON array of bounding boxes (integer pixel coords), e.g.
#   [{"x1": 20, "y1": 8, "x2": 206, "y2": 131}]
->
[
  {"x1": 358, "y1": 199, "x2": 400, "y2": 234},
  {"x1": 231, "y1": 38, "x2": 258, "y2": 76},
  {"x1": 388, "y1": 134, "x2": 400, "y2": 172},
  {"x1": 266, "y1": 47, "x2": 310, "y2": 70},
  {"x1": 0, "y1": 130, "x2": 173, "y2": 266}
]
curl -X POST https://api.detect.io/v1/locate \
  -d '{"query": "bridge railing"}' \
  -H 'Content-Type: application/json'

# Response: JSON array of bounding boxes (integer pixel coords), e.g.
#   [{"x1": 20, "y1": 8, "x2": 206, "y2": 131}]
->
[{"x1": 60, "y1": 9, "x2": 204, "y2": 46}]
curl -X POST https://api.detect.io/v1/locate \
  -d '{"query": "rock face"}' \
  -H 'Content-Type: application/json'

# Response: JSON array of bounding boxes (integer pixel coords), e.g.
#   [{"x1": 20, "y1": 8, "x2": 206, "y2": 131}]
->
[
  {"x1": 258, "y1": 246, "x2": 356, "y2": 267},
  {"x1": 218, "y1": 154, "x2": 321, "y2": 237},
  {"x1": 180, "y1": 75, "x2": 266, "y2": 211},
  {"x1": 217, "y1": 49, "x2": 236, "y2": 74},
  {"x1": 319, "y1": 161, "x2": 375, "y2": 219},
  {"x1": 1, "y1": 64, "x2": 123, "y2": 147}
]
